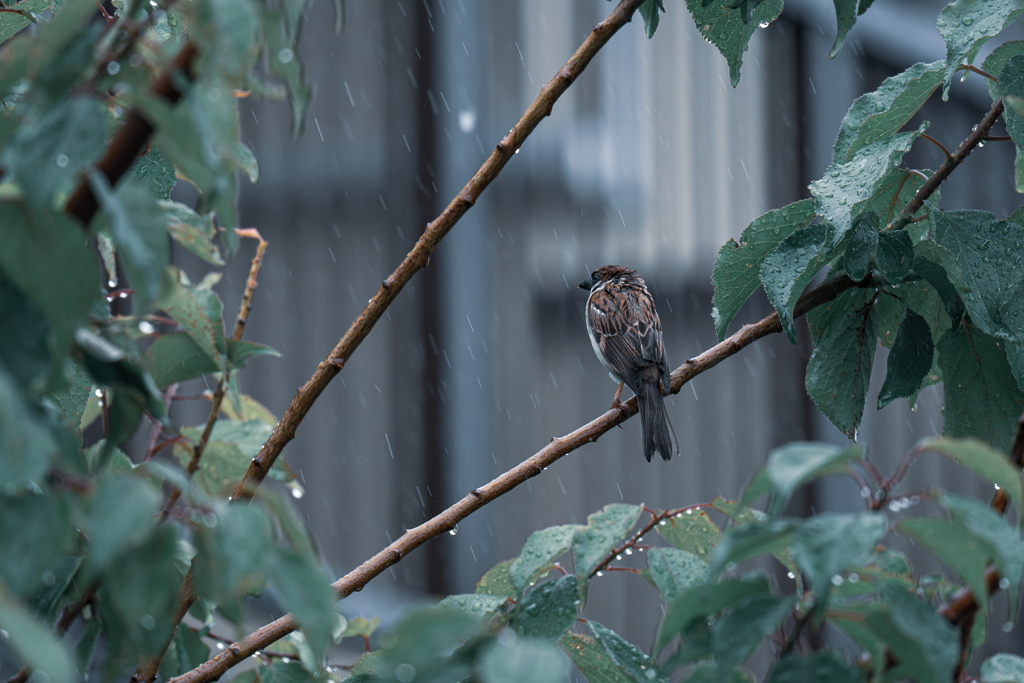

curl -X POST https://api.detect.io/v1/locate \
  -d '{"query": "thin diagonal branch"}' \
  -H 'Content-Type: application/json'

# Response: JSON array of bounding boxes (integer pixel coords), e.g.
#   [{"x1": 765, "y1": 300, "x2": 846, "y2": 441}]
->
[
  {"x1": 169, "y1": 272, "x2": 866, "y2": 683},
  {"x1": 229, "y1": 0, "x2": 650, "y2": 502}
]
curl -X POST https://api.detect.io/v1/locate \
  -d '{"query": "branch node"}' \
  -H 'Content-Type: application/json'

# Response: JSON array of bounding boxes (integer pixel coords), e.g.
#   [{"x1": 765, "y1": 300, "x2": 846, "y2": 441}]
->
[
  {"x1": 470, "y1": 488, "x2": 484, "y2": 497},
  {"x1": 457, "y1": 190, "x2": 477, "y2": 207},
  {"x1": 329, "y1": 358, "x2": 345, "y2": 369}
]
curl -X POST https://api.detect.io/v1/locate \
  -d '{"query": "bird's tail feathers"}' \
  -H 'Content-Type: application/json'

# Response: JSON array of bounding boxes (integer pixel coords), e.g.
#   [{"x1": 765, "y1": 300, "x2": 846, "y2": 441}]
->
[{"x1": 638, "y1": 380, "x2": 679, "y2": 462}]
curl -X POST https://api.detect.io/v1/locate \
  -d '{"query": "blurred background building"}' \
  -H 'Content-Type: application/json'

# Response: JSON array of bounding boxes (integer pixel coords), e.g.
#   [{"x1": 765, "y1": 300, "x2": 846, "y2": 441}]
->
[{"x1": 162, "y1": 0, "x2": 1024, "y2": 671}]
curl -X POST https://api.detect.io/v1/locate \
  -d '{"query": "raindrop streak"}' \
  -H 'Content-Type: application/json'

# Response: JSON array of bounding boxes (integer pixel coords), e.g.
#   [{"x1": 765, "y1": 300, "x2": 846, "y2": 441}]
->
[
  {"x1": 314, "y1": 118, "x2": 324, "y2": 142},
  {"x1": 385, "y1": 433, "x2": 394, "y2": 459}
]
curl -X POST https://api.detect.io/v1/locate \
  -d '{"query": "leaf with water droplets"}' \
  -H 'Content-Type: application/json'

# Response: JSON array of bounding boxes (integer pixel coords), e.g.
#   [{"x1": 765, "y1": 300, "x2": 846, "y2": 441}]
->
[
  {"x1": 930, "y1": 209, "x2": 1024, "y2": 341},
  {"x1": 875, "y1": 230, "x2": 914, "y2": 283},
  {"x1": 510, "y1": 575, "x2": 579, "y2": 641},
  {"x1": 559, "y1": 633, "x2": 635, "y2": 683},
  {"x1": 130, "y1": 147, "x2": 177, "y2": 201},
  {"x1": 656, "y1": 573, "x2": 770, "y2": 653},
  {"x1": 923, "y1": 436, "x2": 1024, "y2": 522},
  {"x1": 878, "y1": 308, "x2": 933, "y2": 409},
  {"x1": 939, "y1": 0, "x2": 1024, "y2": 99},
  {"x1": 843, "y1": 214, "x2": 878, "y2": 281},
  {"x1": 805, "y1": 290, "x2": 877, "y2": 437},
  {"x1": 759, "y1": 222, "x2": 831, "y2": 344},
  {"x1": 475, "y1": 559, "x2": 516, "y2": 600},
  {"x1": 588, "y1": 621, "x2": 668, "y2": 683},
  {"x1": 438, "y1": 593, "x2": 507, "y2": 620},
  {"x1": 828, "y1": 0, "x2": 860, "y2": 59},
  {"x1": 833, "y1": 61, "x2": 943, "y2": 164},
  {"x1": 997, "y1": 54, "x2": 1024, "y2": 193},
  {"x1": 656, "y1": 509, "x2": 721, "y2": 563},
  {"x1": 573, "y1": 504, "x2": 642, "y2": 599},
  {"x1": 812, "y1": 124, "x2": 927, "y2": 249},
  {"x1": 647, "y1": 548, "x2": 708, "y2": 603},
  {"x1": 683, "y1": 0, "x2": 782, "y2": 87},
  {"x1": 713, "y1": 593, "x2": 797, "y2": 671},
  {"x1": 509, "y1": 525, "x2": 580, "y2": 598},
  {"x1": 981, "y1": 653, "x2": 1024, "y2": 683},
  {"x1": 712, "y1": 199, "x2": 816, "y2": 341},
  {"x1": 745, "y1": 442, "x2": 864, "y2": 519}
]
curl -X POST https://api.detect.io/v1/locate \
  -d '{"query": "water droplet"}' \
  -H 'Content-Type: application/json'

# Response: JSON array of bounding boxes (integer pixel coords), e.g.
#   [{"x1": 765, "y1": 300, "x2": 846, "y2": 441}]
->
[
  {"x1": 55, "y1": 153, "x2": 69, "y2": 168},
  {"x1": 106, "y1": 60, "x2": 120, "y2": 75},
  {"x1": 1004, "y1": 622, "x2": 1014, "y2": 633},
  {"x1": 449, "y1": 524, "x2": 458, "y2": 536},
  {"x1": 831, "y1": 574, "x2": 844, "y2": 586},
  {"x1": 848, "y1": 573, "x2": 860, "y2": 584},
  {"x1": 787, "y1": 572, "x2": 795, "y2": 579},
  {"x1": 725, "y1": 561, "x2": 737, "y2": 572},
  {"x1": 395, "y1": 663, "x2": 416, "y2": 682},
  {"x1": 41, "y1": 571, "x2": 55, "y2": 587},
  {"x1": 1000, "y1": 577, "x2": 1011, "y2": 590},
  {"x1": 277, "y1": 48, "x2": 294, "y2": 64},
  {"x1": 139, "y1": 614, "x2": 156, "y2": 630}
]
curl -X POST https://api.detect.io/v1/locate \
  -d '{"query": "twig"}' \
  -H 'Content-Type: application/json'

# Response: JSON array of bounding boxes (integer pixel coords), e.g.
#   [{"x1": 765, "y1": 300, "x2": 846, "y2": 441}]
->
[
  {"x1": 144, "y1": 384, "x2": 176, "y2": 462},
  {"x1": 889, "y1": 97, "x2": 1005, "y2": 232},
  {"x1": 956, "y1": 64, "x2": 998, "y2": 82},
  {"x1": 590, "y1": 503, "x2": 709, "y2": 577},
  {"x1": 131, "y1": 565, "x2": 196, "y2": 683},
  {"x1": 984, "y1": 135, "x2": 1013, "y2": 142},
  {"x1": 228, "y1": 0, "x2": 651, "y2": 502},
  {"x1": 920, "y1": 133, "x2": 951, "y2": 161}
]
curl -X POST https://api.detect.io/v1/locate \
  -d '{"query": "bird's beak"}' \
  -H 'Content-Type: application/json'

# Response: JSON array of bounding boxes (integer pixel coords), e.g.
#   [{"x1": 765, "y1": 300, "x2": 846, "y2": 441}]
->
[{"x1": 578, "y1": 277, "x2": 593, "y2": 290}]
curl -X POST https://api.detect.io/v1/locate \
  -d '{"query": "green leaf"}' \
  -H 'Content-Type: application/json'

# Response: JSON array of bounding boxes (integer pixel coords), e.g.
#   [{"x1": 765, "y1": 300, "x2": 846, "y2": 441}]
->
[
  {"x1": 638, "y1": 0, "x2": 666, "y2": 38},
  {"x1": 0, "y1": 585, "x2": 74, "y2": 683},
  {"x1": 73, "y1": 616, "x2": 101, "y2": 677},
  {"x1": 98, "y1": 525, "x2": 181, "y2": 660},
  {"x1": 573, "y1": 504, "x2": 642, "y2": 596},
  {"x1": 710, "y1": 498, "x2": 763, "y2": 526},
  {"x1": 858, "y1": 168, "x2": 934, "y2": 234},
  {"x1": 923, "y1": 437, "x2": 1024, "y2": 515},
  {"x1": 47, "y1": 359, "x2": 91, "y2": 427},
  {"x1": 878, "y1": 308, "x2": 934, "y2": 409},
  {"x1": 227, "y1": 339, "x2": 280, "y2": 366},
  {"x1": 655, "y1": 508, "x2": 721, "y2": 563},
  {"x1": 912, "y1": 249, "x2": 966, "y2": 326},
  {"x1": 647, "y1": 548, "x2": 708, "y2": 603},
  {"x1": 588, "y1": 621, "x2": 668, "y2": 683},
  {"x1": 881, "y1": 581, "x2": 959, "y2": 682},
  {"x1": 269, "y1": 550, "x2": 337, "y2": 661},
  {"x1": 83, "y1": 473, "x2": 160, "y2": 573},
  {"x1": 804, "y1": 291, "x2": 877, "y2": 438},
  {"x1": 511, "y1": 575, "x2": 579, "y2": 641},
  {"x1": 0, "y1": 366, "x2": 58, "y2": 488},
  {"x1": 657, "y1": 573, "x2": 770, "y2": 652},
  {"x1": 939, "y1": 0, "x2": 1024, "y2": 99},
  {"x1": 937, "y1": 324, "x2": 1024, "y2": 453},
  {"x1": 708, "y1": 521, "x2": 795, "y2": 578},
  {"x1": 186, "y1": 0, "x2": 261, "y2": 86},
  {"x1": 342, "y1": 616, "x2": 380, "y2": 640},
  {"x1": 2, "y1": 97, "x2": 106, "y2": 209},
  {"x1": 843, "y1": 215, "x2": 877, "y2": 281},
  {"x1": 812, "y1": 125, "x2": 926, "y2": 250},
  {"x1": 748, "y1": 442, "x2": 863, "y2": 518},
  {"x1": 560, "y1": 632, "x2": 635, "y2": 683},
  {"x1": 0, "y1": 272, "x2": 51, "y2": 395},
  {"x1": 790, "y1": 513, "x2": 886, "y2": 615},
  {"x1": 828, "y1": 0, "x2": 859, "y2": 59},
  {"x1": 193, "y1": 501, "x2": 273, "y2": 603},
  {"x1": 159, "y1": 621, "x2": 211, "y2": 679},
  {"x1": 351, "y1": 607, "x2": 480, "y2": 680},
  {"x1": 129, "y1": 146, "x2": 177, "y2": 200},
  {"x1": 760, "y1": 222, "x2": 829, "y2": 343},
  {"x1": 900, "y1": 517, "x2": 992, "y2": 620},
  {"x1": 0, "y1": 492, "x2": 72, "y2": 599},
  {"x1": 0, "y1": 0, "x2": 52, "y2": 44},
  {"x1": 264, "y1": 12, "x2": 312, "y2": 138},
  {"x1": 712, "y1": 198, "x2": 816, "y2": 340},
  {"x1": 683, "y1": 0, "x2": 782, "y2": 87},
  {"x1": 476, "y1": 559, "x2": 516, "y2": 599},
  {"x1": 482, "y1": 638, "x2": 567, "y2": 683},
  {"x1": 89, "y1": 173, "x2": 170, "y2": 314},
  {"x1": 146, "y1": 331, "x2": 220, "y2": 387},
  {"x1": 174, "y1": 430, "x2": 248, "y2": 496},
  {"x1": 510, "y1": 525, "x2": 580, "y2": 597},
  {"x1": 769, "y1": 652, "x2": 864, "y2": 683},
  {"x1": 713, "y1": 592, "x2": 797, "y2": 670},
  {"x1": 875, "y1": 230, "x2": 914, "y2": 283},
  {"x1": 681, "y1": 665, "x2": 755, "y2": 683},
  {"x1": 982, "y1": 653, "x2": 1024, "y2": 682},
  {"x1": 833, "y1": 60, "x2": 943, "y2": 164},
  {"x1": 160, "y1": 200, "x2": 223, "y2": 265},
  {"x1": 929, "y1": 209, "x2": 1024, "y2": 340},
  {"x1": 0, "y1": 207, "x2": 100, "y2": 379},
  {"x1": 939, "y1": 492, "x2": 1024, "y2": 618},
  {"x1": 438, "y1": 593, "x2": 507, "y2": 619},
  {"x1": 30, "y1": 555, "x2": 82, "y2": 626},
  {"x1": 156, "y1": 268, "x2": 226, "y2": 368}
]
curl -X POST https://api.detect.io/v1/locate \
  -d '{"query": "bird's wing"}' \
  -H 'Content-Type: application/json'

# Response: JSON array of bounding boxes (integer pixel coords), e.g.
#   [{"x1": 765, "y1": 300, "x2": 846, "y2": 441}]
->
[{"x1": 588, "y1": 286, "x2": 646, "y2": 391}]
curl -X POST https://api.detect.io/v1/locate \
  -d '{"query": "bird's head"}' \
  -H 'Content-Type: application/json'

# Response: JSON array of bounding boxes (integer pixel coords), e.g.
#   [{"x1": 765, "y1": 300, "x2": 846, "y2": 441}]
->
[{"x1": 578, "y1": 265, "x2": 637, "y2": 291}]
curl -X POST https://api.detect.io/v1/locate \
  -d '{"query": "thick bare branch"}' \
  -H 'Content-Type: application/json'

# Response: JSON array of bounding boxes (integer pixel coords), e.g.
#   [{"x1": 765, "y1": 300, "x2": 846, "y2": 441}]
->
[{"x1": 229, "y1": 0, "x2": 650, "y2": 501}]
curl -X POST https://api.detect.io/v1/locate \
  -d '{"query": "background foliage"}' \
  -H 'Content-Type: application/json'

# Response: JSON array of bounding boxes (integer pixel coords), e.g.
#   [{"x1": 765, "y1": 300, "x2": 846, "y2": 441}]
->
[{"x1": 3, "y1": 0, "x2": 1024, "y2": 681}]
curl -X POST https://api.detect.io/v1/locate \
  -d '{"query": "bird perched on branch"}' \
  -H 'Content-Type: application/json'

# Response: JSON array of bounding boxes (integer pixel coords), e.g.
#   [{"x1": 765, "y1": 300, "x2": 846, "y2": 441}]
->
[{"x1": 579, "y1": 265, "x2": 679, "y2": 462}]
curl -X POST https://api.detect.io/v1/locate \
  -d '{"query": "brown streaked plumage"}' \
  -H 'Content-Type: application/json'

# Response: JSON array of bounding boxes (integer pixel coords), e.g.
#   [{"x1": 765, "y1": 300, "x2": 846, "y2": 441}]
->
[{"x1": 579, "y1": 265, "x2": 679, "y2": 462}]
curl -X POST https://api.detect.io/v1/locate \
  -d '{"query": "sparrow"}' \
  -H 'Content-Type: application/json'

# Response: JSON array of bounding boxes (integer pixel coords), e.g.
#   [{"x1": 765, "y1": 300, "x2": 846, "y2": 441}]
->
[{"x1": 579, "y1": 266, "x2": 679, "y2": 462}]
